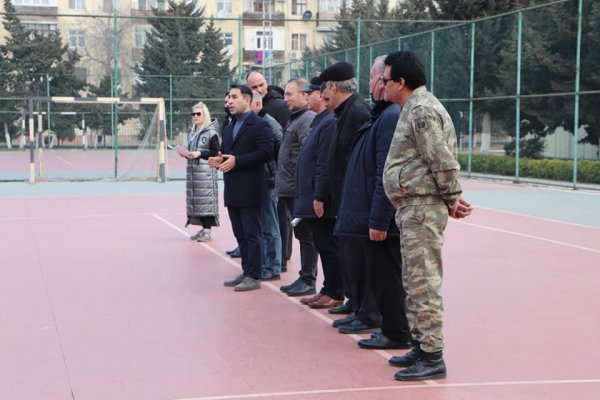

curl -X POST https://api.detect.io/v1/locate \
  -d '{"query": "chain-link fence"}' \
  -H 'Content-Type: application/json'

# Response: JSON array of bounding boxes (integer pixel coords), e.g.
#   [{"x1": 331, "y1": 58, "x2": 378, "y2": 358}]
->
[{"x1": 1, "y1": 0, "x2": 599, "y2": 186}]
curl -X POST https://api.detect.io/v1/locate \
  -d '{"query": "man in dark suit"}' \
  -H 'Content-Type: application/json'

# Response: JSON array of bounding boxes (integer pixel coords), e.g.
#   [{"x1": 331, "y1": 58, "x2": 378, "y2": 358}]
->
[{"x1": 209, "y1": 84, "x2": 274, "y2": 292}]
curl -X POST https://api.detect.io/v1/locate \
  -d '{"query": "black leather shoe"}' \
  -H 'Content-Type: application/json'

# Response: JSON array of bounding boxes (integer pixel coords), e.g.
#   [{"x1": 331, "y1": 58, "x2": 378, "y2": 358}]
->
[
  {"x1": 331, "y1": 313, "x2": 356, "y2": 328},
  {"x1": 260, "y1": 273, "x2": 281, "y2": 281},
  {"x1": 280, "y1": 278, "x2": 303, "y2": 293},
  {"x1": 358, "y1": 333, "x2": 412, "y2": 350},
  {"x1": 337, "y1": 319, "x2": 379, "y2": 334},
  {"x1": 389, "y1": 344, "x2": 421, "y2": 367},
  {"x1": 225, "y1": 246, "x2": 238, "y2": 256},
  {"x1": 328, "y1": 302, "x2": 352, "y2": 315},
  {"x1": 286, "y1": 280, "x2": 316, "y2": 297},
  {"x1": 229, "y1": 247, "x2": 241, "y2": 258},
  {"x1": 394, "y1": 351, "x2": 446, "y2": 381}
]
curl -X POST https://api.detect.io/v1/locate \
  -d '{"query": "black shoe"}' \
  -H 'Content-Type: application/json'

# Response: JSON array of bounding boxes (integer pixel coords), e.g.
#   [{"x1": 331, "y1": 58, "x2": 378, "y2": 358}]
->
[
  {"x1": 225, "y1": 246, "x2": 239, "y2": 256},
  {"x1": 331, "y1": 313, "x2": 357, "y2": 328},
  {"x1": 286, "y1": 280, "x2": 316, "y2": 297},
  {"x1": 328, "y1": 302, "x2": 352, "y2": 315},
  {"x1": 260, "y1": 273, "x2": 281, "y2": 281},
  {"x1": 280, "y1": 278, "x2": 303, "y2": 293},
  {"x1": 337, "y1": 319, "x2": 379, "y2": 334},
  {"x1": 389, "y1": 343, "x2": 421, "y2": 367},
  {"x1": 281, "y1": 265, "x2": 287, "y2": 272},
  {"x1": 358, "y1": 333, "x2": 412, "y2": 350},
  {"x1": 229, "y1": 247, "x2": 241, "y2": 258},
  {"x1": 394, "y1": 351, "x2": 446, "y2": 381}
]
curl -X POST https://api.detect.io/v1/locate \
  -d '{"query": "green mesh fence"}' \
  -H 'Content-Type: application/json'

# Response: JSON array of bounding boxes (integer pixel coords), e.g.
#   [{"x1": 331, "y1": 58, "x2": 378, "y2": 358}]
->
[{"x1": 1, "y1": 0, "x2": 599, "y2": 185}]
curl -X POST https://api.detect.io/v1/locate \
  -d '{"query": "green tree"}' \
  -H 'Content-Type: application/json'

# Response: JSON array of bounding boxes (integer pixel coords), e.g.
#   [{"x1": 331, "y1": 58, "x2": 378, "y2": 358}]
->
[
  {"x1": 134, "y1": 0, "x2": 205, "y2": 134},
  {"x1": 197, "y1": 17, "x2": 232, "y2": 125}
]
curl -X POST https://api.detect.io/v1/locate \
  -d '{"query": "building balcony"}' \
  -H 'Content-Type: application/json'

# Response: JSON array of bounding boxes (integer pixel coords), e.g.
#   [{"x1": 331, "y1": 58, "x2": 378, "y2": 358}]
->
[
  {"x1": 243, "y1": 49, "x2": 285, "y2": 64},
  {"x1": 242, "y1": 11, "x2": 285, "y2": 27}
]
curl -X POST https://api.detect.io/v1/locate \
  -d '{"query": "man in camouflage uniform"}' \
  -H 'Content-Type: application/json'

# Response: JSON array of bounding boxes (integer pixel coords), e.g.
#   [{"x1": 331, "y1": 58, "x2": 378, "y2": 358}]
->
[{"x1": 381, "y1": 51, "x2": 473, "y2": 381}]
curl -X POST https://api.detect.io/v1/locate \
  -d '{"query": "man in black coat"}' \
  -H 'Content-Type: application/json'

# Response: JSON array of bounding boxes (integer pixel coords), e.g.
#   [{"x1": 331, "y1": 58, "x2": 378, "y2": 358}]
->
[
  {"x1": 209, "y1": 84, "x2": 274, "y2": 292},
  {"x1": 247, "y1": 71, "x2": 293, "y2": 271},
  {"x1": 319, "y1": 62, "x2": 375, "y2": 328}
]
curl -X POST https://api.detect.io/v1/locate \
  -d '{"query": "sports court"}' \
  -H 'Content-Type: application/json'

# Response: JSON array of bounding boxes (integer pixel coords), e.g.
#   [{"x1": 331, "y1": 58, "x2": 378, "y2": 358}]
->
[{"x1": 1, "y1": 178, "x2": 599, "y2": 400}]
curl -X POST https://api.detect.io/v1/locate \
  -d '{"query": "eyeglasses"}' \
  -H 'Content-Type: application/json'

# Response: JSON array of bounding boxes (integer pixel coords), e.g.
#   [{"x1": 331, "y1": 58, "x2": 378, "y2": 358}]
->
[
  {"x1": 380, "y1": 76, "x2": 394, "y2": 86},
  {"x1": 190, "y1": 112, "x2": 202, "y2": 117}
]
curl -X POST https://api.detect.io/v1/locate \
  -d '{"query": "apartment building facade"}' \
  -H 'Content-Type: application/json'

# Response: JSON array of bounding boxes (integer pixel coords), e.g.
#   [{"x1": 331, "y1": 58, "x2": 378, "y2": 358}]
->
[{"x1": 1, "y1": 0, "x2": 345, "y2": 89}]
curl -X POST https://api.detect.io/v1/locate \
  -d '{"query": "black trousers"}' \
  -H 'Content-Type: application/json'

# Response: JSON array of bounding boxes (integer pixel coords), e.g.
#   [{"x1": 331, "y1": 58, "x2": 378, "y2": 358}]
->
[
  {"x1": 282, "y1": 197, "x2": 318, "y2": 283},
  {"x1": 363, "y1": 237, "x2": 410, "y2": 342},
  {"x1": 277, "y1": 197, "x2": 293, "y2": 265},
  {"x1": 338, "y1": 236, "x2": 381, "y2": 326},
  {"x1": 306, "y1": 218, "x2": 343, "y2": 300},
  {"x1": 228, "y1": 206, "x2": 262, "y2": 280}
]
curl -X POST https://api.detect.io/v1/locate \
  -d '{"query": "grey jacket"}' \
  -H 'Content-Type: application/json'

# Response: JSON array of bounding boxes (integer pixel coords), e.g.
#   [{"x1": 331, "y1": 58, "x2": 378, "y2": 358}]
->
[
  {"x1": 275, "y1": 107, "x2": 315, "y2": 197},
  {"x1": 186, "y1": 119, "x2": 220, "y2": 225}
]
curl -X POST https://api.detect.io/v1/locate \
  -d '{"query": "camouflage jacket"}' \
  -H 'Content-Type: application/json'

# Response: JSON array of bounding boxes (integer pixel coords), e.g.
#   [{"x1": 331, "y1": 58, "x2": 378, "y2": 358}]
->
[{"x1": 383, "y1": 86, "x2": 462, "y2": 209}]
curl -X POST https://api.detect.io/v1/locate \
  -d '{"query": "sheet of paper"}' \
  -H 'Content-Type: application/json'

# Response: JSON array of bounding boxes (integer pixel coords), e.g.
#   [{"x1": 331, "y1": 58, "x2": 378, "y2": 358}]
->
[{"x1": 173, "y1": 145, "x2": 193, "y2": 159}]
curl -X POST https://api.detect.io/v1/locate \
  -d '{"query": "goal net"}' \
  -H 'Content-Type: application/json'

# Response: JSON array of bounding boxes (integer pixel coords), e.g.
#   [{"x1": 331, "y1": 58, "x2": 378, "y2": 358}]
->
[{"x1": 20, "y1": 96, "x2": 167, "y2": 183}]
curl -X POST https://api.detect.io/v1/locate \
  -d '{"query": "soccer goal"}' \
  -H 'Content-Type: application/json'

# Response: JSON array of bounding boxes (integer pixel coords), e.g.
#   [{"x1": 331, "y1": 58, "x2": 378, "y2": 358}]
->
[{"x1": 23, "y1": 96, "x2": 167, "y2": 183}]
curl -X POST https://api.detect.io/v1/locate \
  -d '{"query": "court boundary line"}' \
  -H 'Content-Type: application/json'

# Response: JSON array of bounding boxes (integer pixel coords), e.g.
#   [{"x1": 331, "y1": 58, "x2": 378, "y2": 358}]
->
[
  {"x1": 170, "y1": 378, "x2": 600, "y2": 400},
  {"x1": 454, "y1": 220, "x2": 600, "y2": 254},
  {"x1": 474, "y1": 205, "x2": 600, "y2": 230}
]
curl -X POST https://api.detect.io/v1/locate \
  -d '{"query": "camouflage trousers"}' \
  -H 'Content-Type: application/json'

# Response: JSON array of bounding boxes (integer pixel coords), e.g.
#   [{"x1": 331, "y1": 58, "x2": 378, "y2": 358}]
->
[{"x1": 396, "y1": 201, "x2": 448, "y2": 353}]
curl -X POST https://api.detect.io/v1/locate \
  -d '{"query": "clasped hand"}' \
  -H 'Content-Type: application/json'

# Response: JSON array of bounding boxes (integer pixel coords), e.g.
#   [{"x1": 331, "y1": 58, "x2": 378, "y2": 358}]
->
[{"x1": 208, "y1": 151, "x2": 236, "y2": 172}]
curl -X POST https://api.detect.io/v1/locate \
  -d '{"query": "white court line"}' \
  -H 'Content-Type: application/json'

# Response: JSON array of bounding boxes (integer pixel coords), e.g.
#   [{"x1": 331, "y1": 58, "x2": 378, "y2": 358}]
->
[
  {"x1": 55, "y1": 156, "x2": 75, "y2": 167},
  {"x1": 474, "y1": 205, "x2": 600, "y2": 230},
  {"x1": 171, "y1": 378, "x2": 600, "y2": 400},
  {"x1": 454, "y1": 220, "x2": 600, "y2": 254}
]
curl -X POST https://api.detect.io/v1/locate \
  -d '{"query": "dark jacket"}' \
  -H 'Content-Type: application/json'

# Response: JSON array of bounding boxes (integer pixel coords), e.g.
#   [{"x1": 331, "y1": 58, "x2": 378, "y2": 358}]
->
[
  {"x1": 327, "y1": 92, "x2": 371, "y2": 214},
  {"x1": 334, "y1": 102, "x2": 400, "y2": 237},
  {"x1": 275, "y1": 107, "x2": 315, "y2": 197},
  {"x1": 293, "y1": 110, "x2": 336, "y2": 219},
  {"x1": 263, "y1": 87, "x2": 291, "y2": 129},
  {"x1": 220, "y1": 112, "x2": 274, "y2": 208},
  {"x1": 261, "y1": 112, "x2": 283, "y2": 189}
]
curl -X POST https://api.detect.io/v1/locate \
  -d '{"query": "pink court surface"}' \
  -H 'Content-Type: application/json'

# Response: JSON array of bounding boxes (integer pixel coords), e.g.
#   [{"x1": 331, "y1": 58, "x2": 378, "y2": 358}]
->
[{"x1": 1, "y1": 178, "x2": 599, "y2": 400}]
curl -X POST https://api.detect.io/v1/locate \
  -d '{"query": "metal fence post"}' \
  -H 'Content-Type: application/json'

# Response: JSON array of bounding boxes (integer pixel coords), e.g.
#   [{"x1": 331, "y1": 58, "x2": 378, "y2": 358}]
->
[
  {"x1": 467, "y1": 22, "x2": 476, "y2": 176},
  {"x1": 515, "y1": 11, "x2": 523, "y2": 183},
  {"x1": 572, "y1": 0, "x2": 583, "y2": 189},
  {"x1": 169, "y1": 73, "x2": 173, "y2": 141}
]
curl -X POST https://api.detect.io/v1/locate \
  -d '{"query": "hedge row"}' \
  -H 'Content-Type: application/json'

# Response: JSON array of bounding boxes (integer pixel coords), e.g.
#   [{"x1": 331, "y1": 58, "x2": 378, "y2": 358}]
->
[{"x1": 457, "y1": 154, "x2": 600, "y2": 184}]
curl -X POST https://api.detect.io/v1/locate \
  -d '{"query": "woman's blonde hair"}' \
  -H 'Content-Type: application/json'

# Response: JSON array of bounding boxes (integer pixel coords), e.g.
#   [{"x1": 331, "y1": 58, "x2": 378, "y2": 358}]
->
[{"x1": 191, "y1": 101, "x2": 211, "y2": 131}]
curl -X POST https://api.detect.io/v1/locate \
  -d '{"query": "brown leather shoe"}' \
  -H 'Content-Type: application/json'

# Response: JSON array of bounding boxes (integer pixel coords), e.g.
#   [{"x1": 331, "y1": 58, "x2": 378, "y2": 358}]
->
[
  {"x1": 308, "y1": 295, "x2": 343, "y2": 309},
  {"x1": 300, "y1": 293, "x2": 323, "y2": 305}
]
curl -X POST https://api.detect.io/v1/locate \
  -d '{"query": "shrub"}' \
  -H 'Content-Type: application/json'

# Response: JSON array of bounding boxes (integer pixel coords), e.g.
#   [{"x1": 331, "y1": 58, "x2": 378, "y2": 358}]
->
[{"x1": 457, "y1": 154, "x2": 600, "y2": 184}]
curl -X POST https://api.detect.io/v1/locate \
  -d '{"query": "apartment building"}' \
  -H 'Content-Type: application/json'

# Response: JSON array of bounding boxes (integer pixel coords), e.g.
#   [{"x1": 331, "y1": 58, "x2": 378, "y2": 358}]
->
[{"x1": 1, "y1": 0, "x2": 347, "y2": 89}]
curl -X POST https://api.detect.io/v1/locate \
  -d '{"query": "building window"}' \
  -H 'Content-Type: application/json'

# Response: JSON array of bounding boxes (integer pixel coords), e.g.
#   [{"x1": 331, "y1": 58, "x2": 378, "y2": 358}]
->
[
  {"x1": 23, "y1": 22, "x2": 57, "y2": 36},
  {"x1": 137, "y1": 0, "x2": 165, "y2": 10},
  {"x1": 255, "y1": 31, "x2": 273, "y2": 50},
  {"x1": 13, "y1": 0, "x2": 55, "y2": 6},
  {"x1": 217, "y1": 0, "x2": 232, "y2": 17},
  {"x1": 319, "y1": 0, "x2": 340, "y2": 14},
  {"x1": 221, "y1": 32, "x2": 233, "y2": 47},
  {"x1": 134, "y1": 26, "x2": 151, "y2": 48},
  {"x1": 291, "y1": 33, "x2": 307, "y2": 51},
  {"x1": 69, "y1": 30, "x2": 85, "y2": 49},
  {"x1": 292, "y1": 0, "x2": 307, "y2": 15},
  {"x1": 247, "y1": 0, "x2": 270, "y2": 13},
  {"x1": 103, "y1": 0, "x2": 121, "y2": 11},
  {"x1": 68, "y1": 0, "x2": 84, "y2": 9}
]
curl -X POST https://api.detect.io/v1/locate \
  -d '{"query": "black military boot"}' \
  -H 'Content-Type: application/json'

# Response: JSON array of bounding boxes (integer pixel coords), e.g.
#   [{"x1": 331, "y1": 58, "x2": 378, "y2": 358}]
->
[
  {"x1": 393, "y1": 350, "x2": 446, "y2": 381},
  {"x1": 388, "y1": 341, "x2": 421, "y2": 367}
]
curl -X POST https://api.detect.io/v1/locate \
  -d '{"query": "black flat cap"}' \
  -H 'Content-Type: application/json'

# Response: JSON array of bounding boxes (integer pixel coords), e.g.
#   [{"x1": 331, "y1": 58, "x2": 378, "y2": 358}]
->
[
  {"x1": 319, "y1": 62, "x2": 355, "y2": 82},
  {"x1": 303, "y1": 76, "x2": 323, "y2": 93}
]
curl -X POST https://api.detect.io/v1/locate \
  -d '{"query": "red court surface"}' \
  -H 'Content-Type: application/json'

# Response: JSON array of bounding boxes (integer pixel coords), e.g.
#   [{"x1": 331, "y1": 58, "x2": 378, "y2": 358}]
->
[{"x1": 1, "y1": 179, "x2": 599, "y2": 400}]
